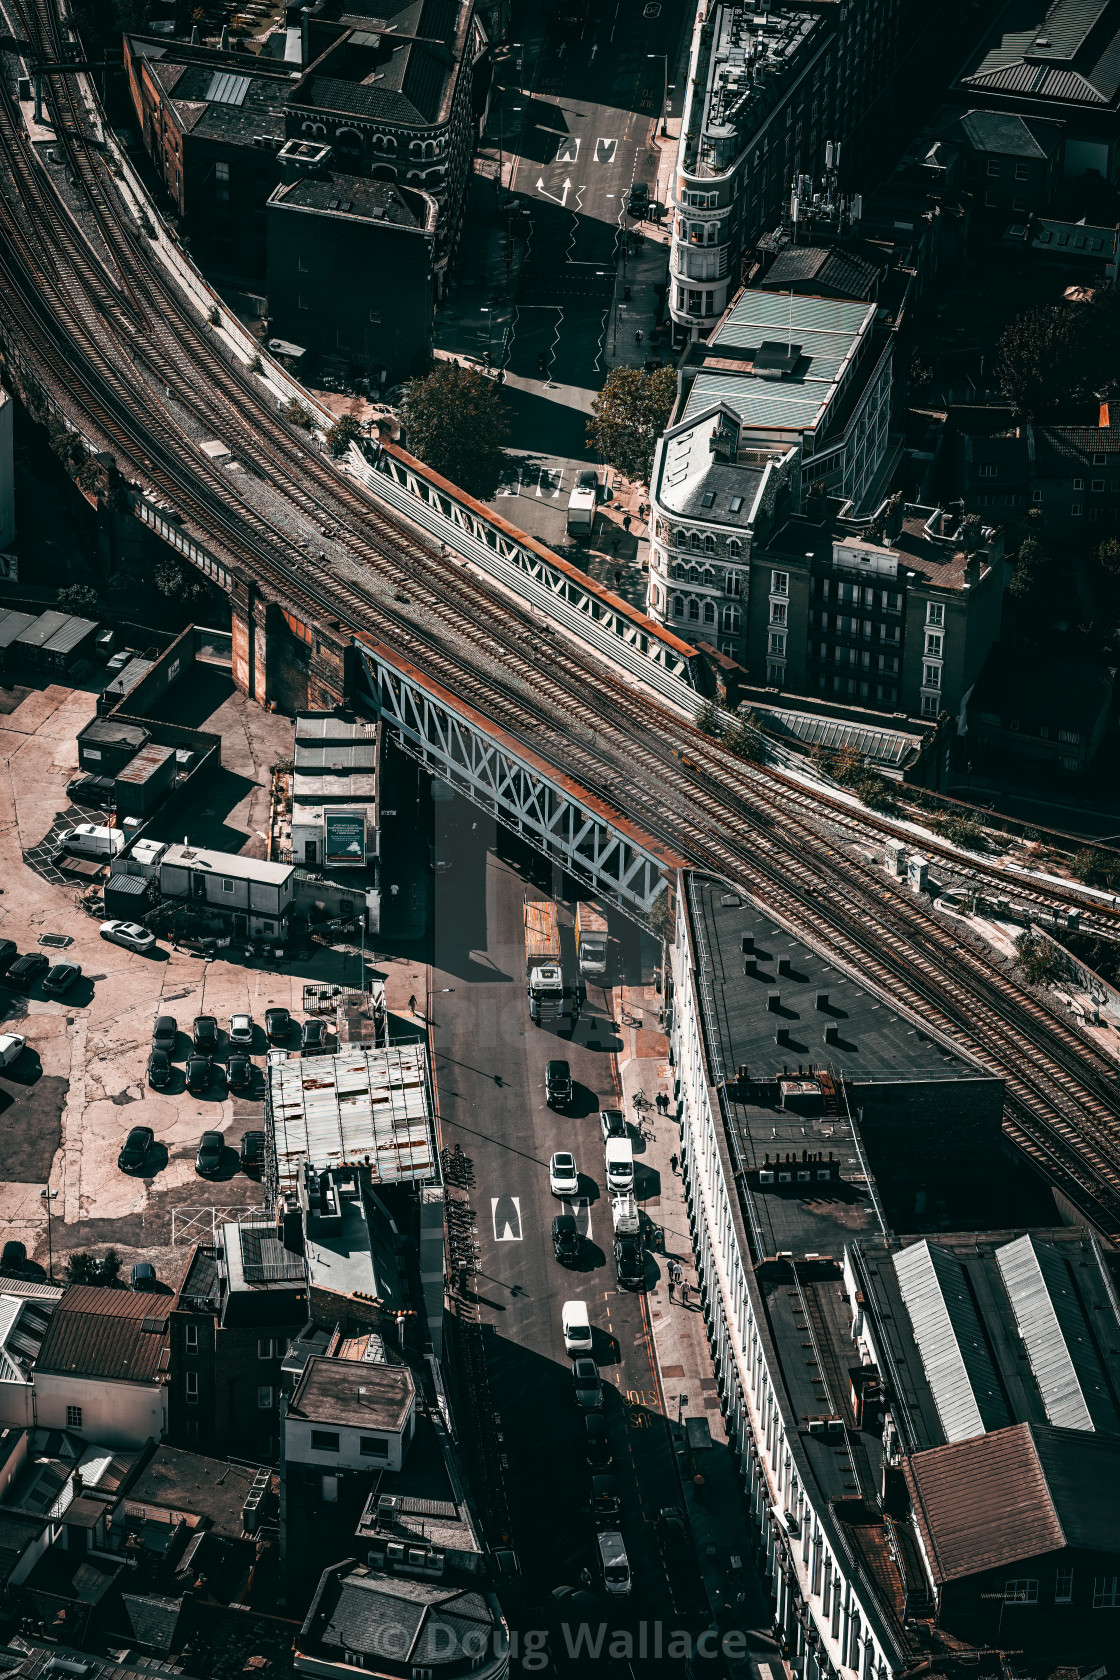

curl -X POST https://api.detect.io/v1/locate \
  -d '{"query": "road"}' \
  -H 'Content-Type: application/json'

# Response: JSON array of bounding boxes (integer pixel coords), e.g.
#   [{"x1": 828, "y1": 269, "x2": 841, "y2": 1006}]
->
[{"x1": 429, "y1": 792, "x2": 712, "y2": 1671}]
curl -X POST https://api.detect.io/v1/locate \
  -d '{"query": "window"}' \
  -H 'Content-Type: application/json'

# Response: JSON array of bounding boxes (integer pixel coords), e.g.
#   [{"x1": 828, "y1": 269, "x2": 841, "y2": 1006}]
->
[
  {"x1": 978, "y1": 464, "x2": 997, "y2": 478},
  {"x1": 703, "y1": 601, "x2": 715, "y2": 624},
  {"x1": 1093, "y1": 452, "x2": 1107, "y2": 466},
  {"x1": 298, "y1": 295, "x2": 308, "y2": 310},
  {"x1": 688, "y1": 599, "x2": 699, "y2": 621},
  {"x1": 258, "y1": 1338, "x2": 279, "y2": 1360},
  {"x1": 771, "y1": 570, "x2": 789, "y2": 595},
  {"x1": 721, "y1": 640, "x2": 737, "y2": 657},
  {"x1": 926, "y1": 602, "x2": 944, "y2": 626},
  {"x1": 369, "y1": 309, "x2": 381, "y2": 324},
  {"x1": 984, "y1": 192, "x2": 997, "y2": 208},
  {"x1": 690, "y1": 533, "x2": 702, "y2": 553},
  {"x1": 921, "y1": 693, "x2": 939, "y2": 717},
  {"x1": 1093, "y1": 1576, "x2": 1120, "y2": 1607},
  {"x1": 672, "y1": 597, "x2": 683, "y2": 618},
  {"x1": 1072, "y1": 504, "x2": 1083, "y2": 517},
  {"x1": 297, "y1": 255, "x2": 308, "y2": 272},
  {"x1": 726, "y1": 570, "x2": 741, "y2": 596},
  {"x1": 1015, "y1": 161, "x2": 1029, "y2": 181},
  {"x1": 703, "y1": 534, "x2": 716, "y2": 554},
  {"x1": 1092, "y1": 479, "x2": 1105, "y2": 491},
  {"x1": 258, "y1": 1386, "x2": 274, "y2": 1409},
  {"x1": 311, "y1": 1429, "x2": 339, "y2": 1450},
  {"x1": 925, "y1": 633, "x2": 942, "y2": 657},
  {"x1": 770, "y1": 600, "x2": 787, "y2": 625},
  {"x1": 769, "y1": 632, "x2": 786, "y2": 656},
  {"x1": 1032, "y1": 489, "x2": 1044, "y2": 504},
  {"x1": 1055, "y1": 1568, "x2": 1073, "y2": 1603},
  {"x1": 215, "y1": 159, "x2": 229, "y2": 203},
  {"x1": 722, "y1": 606, "x2": 741, "y2": 633},
  {"x1": 360, "y1": 1435, "x2": 389, "y2": 1458},
  {"x1": 767, "y1": 662, "x2": 785, "y2": 685},
  {"x1": 1073, "y1": 478, "x2": 1085, "y2": 490},
  {"x1": 727, "y1": 538, "x2": 741, "y2": 559},
  {"x1": 185, "y1": 1323, "x2": 198, "y2": 1352},
  {"x1": 1058, "y1": 730, "x2": 1079, "y2": 744},
  {"x1": 186, "y1": 1372, "x2": 199, "y2": 1405},
  {"x1": 986, "y1": 160, "x2": 1000, "y2": 177},
  {"x1": 924, "y1": 663, "x2": 942, "y2": 689},
  {"x1": 322, "y1": 1474, "x2": 338, "y2": 1504},
  {"x1": 674, "y1": 530, "x2": 686, "y2": 549},
  {"x1": 66, "y1": 1406, "x2": 82, "y2": 1429},
  {"x1": 222, "y1": 878, "x2": 235, "y2": 894},
  {"x1": 1004, "y1": 1580, "x2": 1038, "y2": 1604}
]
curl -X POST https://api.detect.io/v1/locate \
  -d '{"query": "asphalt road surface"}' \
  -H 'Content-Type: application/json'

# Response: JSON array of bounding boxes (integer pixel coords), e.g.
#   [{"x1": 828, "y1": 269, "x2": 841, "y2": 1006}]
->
[{"x1": 430, "y1": 793, "x2": 715, "y2": 1674}]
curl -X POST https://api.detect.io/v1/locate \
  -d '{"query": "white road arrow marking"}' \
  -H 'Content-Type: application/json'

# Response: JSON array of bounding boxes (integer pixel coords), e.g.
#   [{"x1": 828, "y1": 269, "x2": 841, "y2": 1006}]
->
[{"x1": 536, "y1": 176, "x2": 573, "y2": 205}]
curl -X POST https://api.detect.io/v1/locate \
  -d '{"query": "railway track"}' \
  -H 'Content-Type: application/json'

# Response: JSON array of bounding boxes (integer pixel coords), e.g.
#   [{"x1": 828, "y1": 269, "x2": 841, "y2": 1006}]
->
[{"x1": 3, "y1": 12, "x2": 1120, "y2": 1235}]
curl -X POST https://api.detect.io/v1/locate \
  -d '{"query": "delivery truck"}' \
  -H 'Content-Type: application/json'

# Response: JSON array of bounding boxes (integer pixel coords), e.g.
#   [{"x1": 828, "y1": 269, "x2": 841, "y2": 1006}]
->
[
  {"x1": 524, "y1": 899, "x2": 580, "y2": 1030},
  {"x1": 575, "y1": 900, "x2": 609, "y2": 978},
  {"x1": 566, "y1": 469, "x2": 597, "y2": 537}
]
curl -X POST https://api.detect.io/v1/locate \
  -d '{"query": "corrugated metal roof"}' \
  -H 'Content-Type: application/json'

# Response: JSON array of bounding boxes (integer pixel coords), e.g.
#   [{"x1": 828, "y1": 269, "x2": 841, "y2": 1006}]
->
[
  {"x1": 0, "y1": 612, "x2": 37, "y2": 649},
  {"x1": 894, "y1": 1240, "x2": 1012, "y2": 1443},
  {"x1": 42, "y1": 615, "x2": 98, "y2": 656},
  {"x1": 36, "y1": 1285, "x2": 169, "y2": 1382},
  {"x1": 996, "y1": 1234, "x2": 1120, "y2": 1433},
  {"x1": 269, "y1": 1044, "x2": 435, "y2": 1191},
  {"x1": 762, "y1": 709, "x2": 920, "y2": 770},
  {"x1": 205, "y1": 70, "x2": 251, "y2": 104}
]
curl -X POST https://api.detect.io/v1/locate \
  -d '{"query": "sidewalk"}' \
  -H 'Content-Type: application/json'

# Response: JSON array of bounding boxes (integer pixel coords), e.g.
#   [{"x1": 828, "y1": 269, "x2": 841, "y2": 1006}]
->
[{"x1": 615, "y1": 991, "x2": 776, "y2": 1678}]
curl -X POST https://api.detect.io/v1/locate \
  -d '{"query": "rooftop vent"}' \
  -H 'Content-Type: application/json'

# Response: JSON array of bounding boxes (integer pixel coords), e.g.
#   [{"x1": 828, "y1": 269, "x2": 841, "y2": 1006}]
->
[{"x1": 753, "y1": 340, "x2": 801, "y2": 379}]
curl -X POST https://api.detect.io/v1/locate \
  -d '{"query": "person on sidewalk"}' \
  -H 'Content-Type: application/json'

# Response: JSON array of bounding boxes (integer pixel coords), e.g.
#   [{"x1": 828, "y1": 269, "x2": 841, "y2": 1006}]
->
[
  {"x1": 409, "y1": 994, "x2": 417, "y2": 1015},
  {"x1": 680, "y1": 1280, "x2": 690, "y2": 1307},
  {"x1": 670, "y1": 1151, "x2": 678, "y2": 1175},
  {"x1": 668, "y1": 1275, "x2": 675, "y2": 1302}
]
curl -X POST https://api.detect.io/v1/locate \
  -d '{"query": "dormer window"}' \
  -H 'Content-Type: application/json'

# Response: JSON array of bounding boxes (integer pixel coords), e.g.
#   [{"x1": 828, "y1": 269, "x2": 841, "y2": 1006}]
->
[
  {"x1": 701, "y1": 491, "x2": 716, "y2": 508},
  {"x1": 729, "y1": 497, "x2": 743, "y2": 514}
]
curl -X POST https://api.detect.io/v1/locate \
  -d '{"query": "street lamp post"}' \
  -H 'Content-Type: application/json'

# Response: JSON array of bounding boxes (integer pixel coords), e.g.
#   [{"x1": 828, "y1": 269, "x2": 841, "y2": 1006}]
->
[
  {"x1": 648, "y1": 54, "x2": 668, "y2": 137},
  {"x1": 41, "y1": 1188, "x2": 58, "y2": 1282}
]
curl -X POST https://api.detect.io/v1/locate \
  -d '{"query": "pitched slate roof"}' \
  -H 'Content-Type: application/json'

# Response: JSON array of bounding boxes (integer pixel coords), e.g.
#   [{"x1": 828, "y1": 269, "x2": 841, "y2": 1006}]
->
[{"x1": 35, "y1": 1287, "x2": 170, "y2": 1383}]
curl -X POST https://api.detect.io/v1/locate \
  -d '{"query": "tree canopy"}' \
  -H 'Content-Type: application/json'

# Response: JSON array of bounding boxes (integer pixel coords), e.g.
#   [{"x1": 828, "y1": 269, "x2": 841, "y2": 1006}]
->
[
  {"x1": 586, "y1": 364, "x2": 677, "y2": 485},
  {"x1": 996, "y1": 290, "x2": 1120, "y2": 419},
  {"x1": 400, "y1": 363, "x2": 510, "y2": 499}
]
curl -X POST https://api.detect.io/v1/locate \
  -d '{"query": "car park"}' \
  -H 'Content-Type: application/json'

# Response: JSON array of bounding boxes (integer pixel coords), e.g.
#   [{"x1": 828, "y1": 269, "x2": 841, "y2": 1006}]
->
[
  {"x1": 552, "y1": 1215, "x2": 580, "y2": 1265},
  {"x1": 192, "y1": 1015, "x2": 218, "y2": 1052},
  {"x1": 549, "y1": 1151, "x2": 579, "y2": 1198},
  {"x1": 117, "y1": 1126, "x2": 154, "y2": 1173},
  {"x1": 614, "y1": 1235, "x2": 645, "y2": 1289},
  {"x1": 591, "y1": 1474, "x2": 620, "y2": 1524},
  {"x1": 227, "y1": 1052, "x2": 253, "y2": 1093},
  {"x1": 147, "y1": 1049, "x2": 172, "y2": 1090},
  {"x1": 0, "y1": 941, "x2": 16, "y2": 976},
  {"x1": 599, "y1": 1108, "x2": 627, "y2": 1142},
  {"x1": 100, "y1": 920, "x2": 156, "y2": 953},
  {"x1": 229, "y1": 1013, "x2": 254, "y2": 1047},
  {"x1": 186, "y1": 1052, "x2": 213, "y2": 1095},
  {"x1": 584, "y1": 1413, "x2": 611, "y2": 1469},
  {"x1": 239, "y1": 1130, "x2": 266, "y2": 1175},
  {"x1": 265, "y1": 1007, "x2": 291, "y2": 1044},
  {"x1": 546, "y1": 1059, "x2": 572, "y2": 1109},
  {"x1": 571, "y1": 1358, "x2": 603, "y2": 1411},
  {"x1": 130, "y1": 1262, "x2": 158, "y2": 1291},
  {"x1": 0, "y1": 1033, "x2": 25, "y2": 1067},
  {"x1": 562, "y1": 1299, "x2": 592, "y2": 1357},
  {"x1": 152, "y1": 1016, "x2": 177, "y2": 1054},
  {"x1": 195, "y1": 1130, "x2": 225, "y2": 1175},
  {"x1": 7, "y1": 953, "x2": 48, "y2": 991},
  {"x1": 301, "y1": 1018, "x2": 328, "y2": 1055},
  {"x1": 42, "y1": 962, "x2": 81, "y2": 997}
]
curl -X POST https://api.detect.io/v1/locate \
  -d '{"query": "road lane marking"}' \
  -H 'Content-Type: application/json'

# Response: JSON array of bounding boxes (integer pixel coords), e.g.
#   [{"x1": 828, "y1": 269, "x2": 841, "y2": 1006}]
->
[
  {"x1": 564, "y1": 1196, "x2": 592, "y2": 1240},
  {"x1": 491, "y1": 1195, "x2": 523, "y2": 1240},
  {"x1": 595, "y1": 138, "x2": 617, "y2": 163},
  {"x1": 556, "y1": 137, "x2": 580, "y2": 162}
]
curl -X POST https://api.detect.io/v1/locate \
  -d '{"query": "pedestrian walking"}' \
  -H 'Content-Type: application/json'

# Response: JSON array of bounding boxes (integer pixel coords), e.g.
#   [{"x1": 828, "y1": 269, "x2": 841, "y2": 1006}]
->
[
  {"x1": 634, "y1": 327, "x2": 643, "y2": 346},
  {"x1": 680, "y1": 1280, "x2": 690, "y2": 1307},
  {"x1": 623, "y1": 513, "x2": 632, "y2": 533},
  {"x1": 409, "y1": 993, "x2": 417, "y2": 1014},
  {"x1": 668, "y1": 1275, "x2": 675, "y2": 1302},
  {"x1": 670, "y1": 1151, "x2": 679, "y2": 1175}
]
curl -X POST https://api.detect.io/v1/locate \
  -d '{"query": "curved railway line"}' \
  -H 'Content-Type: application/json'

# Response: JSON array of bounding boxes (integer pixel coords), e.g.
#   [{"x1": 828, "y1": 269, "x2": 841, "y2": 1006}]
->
[{"x1": 3, "y1": 4, "x2": 1120, "y2": 1236}]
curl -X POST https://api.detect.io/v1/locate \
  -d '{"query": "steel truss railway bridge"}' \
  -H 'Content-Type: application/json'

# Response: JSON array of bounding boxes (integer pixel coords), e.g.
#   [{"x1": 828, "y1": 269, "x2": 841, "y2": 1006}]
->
[{"x1": 4, "y1": 3, "x2": 1120, "y2": 1240}]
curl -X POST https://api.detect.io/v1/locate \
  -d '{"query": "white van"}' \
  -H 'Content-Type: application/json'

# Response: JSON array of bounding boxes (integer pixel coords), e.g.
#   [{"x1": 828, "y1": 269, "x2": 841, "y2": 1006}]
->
[
  {"x1": 60, "y1": 823, "x2": 124, "y2": 859},
  {"x1": 597, "y1": 1530, "x2": 631, "y2": 1595},
  {"x1": 605, "y1": 1137, "x2": 634, "y2": 1194},
  {"x1": 561, "y1": 1299, "x2": 592, "y2": 1357}
]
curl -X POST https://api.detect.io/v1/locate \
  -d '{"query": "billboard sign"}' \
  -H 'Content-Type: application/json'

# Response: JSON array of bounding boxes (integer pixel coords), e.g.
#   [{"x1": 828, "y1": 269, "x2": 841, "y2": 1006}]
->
[{"x1": 324, "y1": 811, "x2": 366, "y2": 864}]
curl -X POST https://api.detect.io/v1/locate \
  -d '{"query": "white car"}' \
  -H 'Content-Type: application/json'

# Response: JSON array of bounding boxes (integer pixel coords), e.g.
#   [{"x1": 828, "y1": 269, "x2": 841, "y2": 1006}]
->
[
  {"x1": 549, "y1": 1151, "x2": 579, "y2": 1198},
  {"x1": 562, "y1": 1299, "x2": 592, "y2": 1357},
  {"x1": 0, "y1": 1033, "x2": 25, "y2": 1068},
  {"x1": 100, "y1": 920, "x2": 157, "y2": 954},
  {"x1": 229, "y1": 1013, "x2": 254, "y2": 1046}
]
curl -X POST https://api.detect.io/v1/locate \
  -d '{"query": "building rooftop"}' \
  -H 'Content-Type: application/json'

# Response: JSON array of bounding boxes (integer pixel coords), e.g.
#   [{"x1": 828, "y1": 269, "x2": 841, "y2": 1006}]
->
[
  {"x1": 652, "y1": 405, "x2": 789, "y2": 527},
  {"x1": 681, "y1": 1, "x2": 827, "y2": 178},
  {"x1": 270, "y1": 175, "x2": 436, "y2": 229},
  {"x1": 0, "y1": 612, "x2": 37, "y2": 649},
  {"x1": 115, "y1": 742, "x2": 175, "y2": 786},
  {"x1": 125, "y1": 1445, "x2": 261, "y2": 1538},
  {"x1": 0, "y1": 1512, "x2": 49, "y2": 1587},
  {"x1": 128, "y1": 36, "x2": 296, "y2": 144},
  {"x1": 0, "y1": 1294, "x2": 57, "y2": 1383},
  {"x1": 296, "y1": 711, "x2": 379, "y2": 764},
  {"x1": 300, "y1": 1565, "x2": 497, "y2": 1668},
  {"x1": 35, "y1": 1287, "x2": 170, "y2": 1383},
  {"x1": 356, "y1": 1405, "x2": 483, "y2": 1560},
  {"x1": 1036, "y1": 412, "x2": 1120, "y2": 463},
  {"x1": 78, "y1": 718, "x2": 150, "y2": 751},
  {"x1": 14, "y1": 612, "x2": 69, "y2": 650},
  {"x1": 954, "y1": 0, "x2": 1120, "y2": 110},
  {"x1": 680, "y1": 289, "x2": 876, "y2": 437},
  {"x1": 751, "y1": 707, "x2": 926, "y2": 773},
  {"x1": 268, "y1": 1044, "x2": 435, "y2": 1193},
  {"x1": 160, "y1": 843, "x2": 294, "y2": 886},
  {"x1": 942, "y1": 106, "x2": 1064, "y2": 157},
  {"x1": 291, "y1": 0, "x2": 473, "y2": 130},
  {"x1": 904, "y1": 1422, "x2": 1120, "y2": 1583},
  {"x1": 759, "y1": 244, "x2": 881, "y2": 300},
  {"x1": 301, "y1": 1171, "x2": 406, "y2": 1308},
  {"x1": 288, "y1": 1354, "x2": 415, "y2": 1430}
]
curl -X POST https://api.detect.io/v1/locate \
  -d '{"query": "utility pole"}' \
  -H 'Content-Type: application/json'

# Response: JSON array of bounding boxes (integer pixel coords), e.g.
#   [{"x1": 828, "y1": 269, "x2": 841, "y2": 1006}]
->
[{"x1": 41, "y1": 1187, "x2": 58, "y2": 1282}]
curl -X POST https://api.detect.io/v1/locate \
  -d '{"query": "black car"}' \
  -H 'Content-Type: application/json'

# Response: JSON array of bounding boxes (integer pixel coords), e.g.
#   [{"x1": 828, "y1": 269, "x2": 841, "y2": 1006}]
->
[
  {"x1": 572, "y1": 1358, "x2": 603, "y2": 1412},
  {"x1": 627, "y1": 181, "x2": 649, "y2": 215},
  {"x1": 615, "y1": 1236, "x2": 645, "y2": 1289},
  {"x1": 599, "y1": 1108, "x2": 627, "y2": 1142},
  {"x1": 0, "y1": 1240, "x2": 26, "y2": 1275},
  {"x1": 152, "y1": 1016, "x2": 177, "y2": 1054},
  {"x1": 265, "y1": 1007, "x2": 291, "y2": 1045},
  {"x1": 195, "y1": 1130, "x2": 225, "y2": 1176},
  {"x1": 591, "y1": 1474, "x2": 621, "y2": 1524},
  {"x1": 7, "y1": 953, "x2": 48, "y2": 991},
  {"x1": 192, "y1": 1015, "x2": 218, "y2": 1052},
  {"x1": 546, "y1": 1059, "x2": 572, "y2": 1110},
  {"x1": 130, "y1": 1262, "x2": 158, "y2": 1291},
  {"x1": 239, "y1": 1130, "x2": 266, "y2": 1174},
  {"x1": 118, "y1": 1125, "x2": 155, "y2": 1173},
  {"x1": 552, "y1": 1214, "x2": 580, "y2": 1265},
  {"x1": 186, "y1": 1052, "x2": 213, "y2": 1094},
  {"x1": 301, "y1": 1018, "x2": 328, "y2": 1055},
  {"x1": 147, "y1": 1049, "x2": 172, "y2": 1090},
  {"x1": 67, "y1": 773, "x2": 115, "y2": 809},
  {"x1": 226, "y1": 1052, "x2": 253, "y2": 1093},
  {"x1": 42, "y1": 962, "x2": 81, "y2": 998},
  {"x1": 657, "y1": 1506, "x2": 690, "y2": 1569},
  {"x1": 584, "y1": 1413, "x2": 612, "y2": 1469},
  {"x1": 0, "y1": 941, "x2": 17, "y2": 977}
]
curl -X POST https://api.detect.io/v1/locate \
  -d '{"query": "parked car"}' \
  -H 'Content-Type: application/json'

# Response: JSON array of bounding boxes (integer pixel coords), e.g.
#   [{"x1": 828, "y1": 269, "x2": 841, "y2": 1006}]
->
[
  {"x1": 546, "y1": 1059, "x2": 572, "y2": 1109},
  {"x1": 67, "y1": 773, "x2": 115, "y2": 809},
  {"x1": 192, "y1": 1015, "x2": 218, "y2": 1052},
  {"x1": 0, "y1": 941, "x2": 17, "y2": 976},
  {"x1": 186, "y1": 1052, "x2": 213, "y2": 1095},
  {"x1": 605, "y1": 1137, "x2": 634, "y2": 1194},
  {"x1": 614, "y1": 1235, "x2": 645, "y2": 1289},
  {"x1": 118, "y1": 1125, "x2": 154, "y2": 1173},
  {"x1": 105, "y1": 648, "x2": 133, "y2": 674},
  {"x1": 130, "y1": 1262, "x2": 158, "y2": 1291},
  {"x1": 265, "y1": 1007, "x2": 291, "y2": 1045},
  {"x1": 151, "y1": 1016, "x2": 177, "y2": 1054},
  {"x1": 599, "y1": 1108, "x2": 627, "y2": 1142},
  {"x1": 100, "y1": 920, "x2": 156, "y2": 953},
  {"x1": 657, "y1": 1506, "x2": 690, "y2": 1569},
  {"x1": 591, "y1": 1474, "x2": 621, "y2": 1523},
  {"x1": 549, "y1": 1151, "x2": 579, "y2": 1198},
  {"x1": 584, "y1": 1413, "x2": 612, "y2": 1469},
  {"x1": 266, "y1": 1047, "x2": 289, "y2": 1070},
  {"x1": 301, "y1": 1018, "x2": 328, "y2": 1054},
  {"x1": 147, "y1": 1049, "x2": 172, "y2": 1090},
  {"x1": 226, "y1": 1052, "x2": 253, "y2": 1093},
  {"x1": 7, "y1": 953, "x2": 48, "y2": 991},
  {"x1": 229, "y1": 1013, "x2": 254, "y2": 1047},
  {"x1": 59, "y1": 823, "x2": 124, "y2": 859},
  {"x1": 572, "y1": 1358, "x2": 603, "y2": 1411},
  {"x1": 562, "y1": 1299, "x2": 592, "y2": 1357},
  {"x1": 195, "y1": 1130, "x2": 225, "y2": 1176},
  {"x1": 552, "y1": 1215, "x2": 580, "y2": 1265},
  {"x1": 42, "y1": 962, "x2": 81, "y2": 998},
  {"x1": 1, "y1": 1241, "x2": 26, "y2": 1275},
  {"x1": 627, "y1": 181, "x2": 649, "y2": 215},
  {"x1": 0, "y1": 1033, "x2": 25, "y2": 1068},
  {"x1": 239, "y1": 1130, "x2": 266, "y2": 1175}
]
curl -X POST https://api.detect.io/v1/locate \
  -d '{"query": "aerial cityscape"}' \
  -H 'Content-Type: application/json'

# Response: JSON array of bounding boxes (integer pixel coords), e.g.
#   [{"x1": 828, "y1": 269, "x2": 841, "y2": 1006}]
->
[{"x1": 0, "y1": 0, "x2": 1116, "y2": 1674}]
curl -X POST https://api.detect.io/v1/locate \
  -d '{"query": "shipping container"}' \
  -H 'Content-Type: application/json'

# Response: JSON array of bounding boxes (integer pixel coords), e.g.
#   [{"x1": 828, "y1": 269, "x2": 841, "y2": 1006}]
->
[
  {"x1": 78, "y1": 718, "x2": 151, "y2": 776},
  {"x1": 113, "y1": 742, "x2": 176, "y2": 818},
  {"x1": 42, "y1": 614, "x2": 99, "y2": 672},
  {"x1": 103, "y1": 871, "x2": 154, "y2": 919},
  {"x1": 13, "y1": 611, "x2": 70, "y2": 667}
]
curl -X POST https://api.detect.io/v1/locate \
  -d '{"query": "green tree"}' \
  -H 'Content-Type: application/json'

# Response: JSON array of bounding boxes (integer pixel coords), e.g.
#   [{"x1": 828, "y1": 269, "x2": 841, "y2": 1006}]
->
[
  {"x1": 996, "y1": 306, "x2": 1082, "y2": 419},
  {"x1": 153, "y1": 556, "x2": 206, "y2": 602},
  {"x1": 1072, "y1": 847, "x2": 1120, "y2": 891},
  {"x1": 1008, "y1": 536, "x2": 1050, "y2": 604},
  {"x1": 957, "y1": 513, "x2": 985, "y2": 553},
  {"x1": 724, "y1": 718, "x2": 764, "y2": 763},
  {"x1": 66, "y1": 1249, "x2": 121, "y2": 1285},
  {"x1": 57, "y1": 583, "x2": 98, "y2": 615},
  {"x1": 649, "y1": 891, "x2": 675, "y2": 944},
  {"x1": 284, "y1": 398, "x2": 313, "y2": 431},
  {"x1": 586, "y1": 365, "x2": 676, "y2": 486},
  {"x1": 327, "y1": 414, "x2": 362, "y2": 458},
  {"x1": 694, "y1": 698, "x2": 723, "y2": 738},
  {"x1": 1015, "y1": 930, "x2": 1067, "y2": 987},
  {"x1": 400, "y1": 362, "x2": 510, "y2": 499}
]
